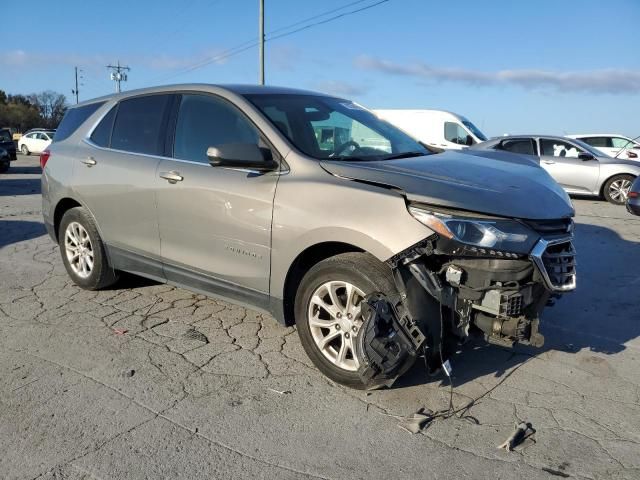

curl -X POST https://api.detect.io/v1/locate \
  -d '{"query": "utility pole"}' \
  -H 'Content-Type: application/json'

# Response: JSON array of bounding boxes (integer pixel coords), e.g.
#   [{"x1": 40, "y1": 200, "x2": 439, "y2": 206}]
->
[
  {"x1": 107, "y1": 61, "x2": 130, "y2": 93},
  {"x1": 71, "y1": 66, "x2": 83, "y2": 104},
  {"x1": 259, "y1": 0, "x2": 265, "y2": 85}
]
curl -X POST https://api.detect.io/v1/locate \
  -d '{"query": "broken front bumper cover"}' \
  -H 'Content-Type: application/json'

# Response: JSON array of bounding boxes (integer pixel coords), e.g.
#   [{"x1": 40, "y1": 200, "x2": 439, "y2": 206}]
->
[{"x1": 353, "y1": 232, "x2": 576, "y2": 388}]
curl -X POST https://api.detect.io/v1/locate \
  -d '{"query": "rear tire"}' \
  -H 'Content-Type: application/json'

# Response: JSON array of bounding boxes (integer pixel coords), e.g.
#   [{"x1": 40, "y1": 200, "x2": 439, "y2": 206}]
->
[
  {"x1": 603, "y1": 174, "x2": 634, "y2": 205},
  {"x1": 58, "y1": 207, "x2": 118, "y2": 290},
  {"x1": 294, "y1": 252, "x2": 401, "y2": 389},
  {"x1": 21, "y1": 144, "x2": 29, "y2": 156}
]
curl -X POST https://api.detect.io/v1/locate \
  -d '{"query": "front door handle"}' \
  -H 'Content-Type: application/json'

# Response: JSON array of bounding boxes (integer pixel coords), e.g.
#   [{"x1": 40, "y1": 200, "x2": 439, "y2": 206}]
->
[
  {"x1": 81, "y1": 157, "x2": 97, "y2": 167},
  {"x1": 159, "y1": 171, "x2": 183, "y2": 183},
  {"x1": 542, "y1": 160, "x2": 556, "y2": 165}
]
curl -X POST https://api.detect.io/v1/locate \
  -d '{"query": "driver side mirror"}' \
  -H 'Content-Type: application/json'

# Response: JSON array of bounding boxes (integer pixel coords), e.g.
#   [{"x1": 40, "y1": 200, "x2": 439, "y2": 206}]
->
[
  {"x1": 578, "y1": 152, "x2": 595, "y2": 161},
  {"x1": 207, "y1": 143, "x2": 278, "y2": 172}
]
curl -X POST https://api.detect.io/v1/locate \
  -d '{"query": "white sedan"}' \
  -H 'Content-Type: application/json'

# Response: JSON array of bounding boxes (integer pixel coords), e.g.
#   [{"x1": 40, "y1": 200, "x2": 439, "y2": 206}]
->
[
  {"x1": 567, "y1": 134, "x2": 640, "y2": 160},
  {"x1": 18, "y1": 130, "x2": 55, "y2": 155}
]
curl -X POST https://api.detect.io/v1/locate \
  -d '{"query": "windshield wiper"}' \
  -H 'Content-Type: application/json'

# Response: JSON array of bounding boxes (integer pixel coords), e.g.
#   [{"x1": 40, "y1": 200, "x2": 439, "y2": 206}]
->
[{"x1": 381, "y1": 151, "x2": 426, "y2": 160}]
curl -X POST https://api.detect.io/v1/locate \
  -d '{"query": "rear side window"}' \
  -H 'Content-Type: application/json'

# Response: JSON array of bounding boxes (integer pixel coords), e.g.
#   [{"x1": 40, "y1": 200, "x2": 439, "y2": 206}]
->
[
  {"x1": 55, "y1": 102, "x2": 105, "y2": 142},
  {"x1": 90, "y1": 106, "x2": 117, "y2": 147},
  {"x1": 111, "y1": 94, "x2": 171, "y2": 155},
  {"x1": 500, "y1": 138, "x2": 536, "y2": 155},
  {"x1": 582, "y1": 137, "x2": 611, "y2": 148}
]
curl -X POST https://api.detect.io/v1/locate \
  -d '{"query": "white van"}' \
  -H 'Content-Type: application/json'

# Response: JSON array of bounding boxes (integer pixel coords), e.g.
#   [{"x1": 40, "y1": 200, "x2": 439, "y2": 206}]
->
[{"x1": 373, "y1": 109, "x2": 487, "y2": 151}]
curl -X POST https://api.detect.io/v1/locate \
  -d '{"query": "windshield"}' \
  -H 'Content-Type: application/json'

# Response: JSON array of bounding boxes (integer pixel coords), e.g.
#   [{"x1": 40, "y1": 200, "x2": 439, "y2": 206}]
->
[
  {"x1": 245, "y1": 94, "x2": 429, "y2": 160},
  {"x1": 0, "y1": 130, "x2": 11, "y2": 142},
  {"x1": 461, "y1": 119, "x2": 487, "y2": 141}
]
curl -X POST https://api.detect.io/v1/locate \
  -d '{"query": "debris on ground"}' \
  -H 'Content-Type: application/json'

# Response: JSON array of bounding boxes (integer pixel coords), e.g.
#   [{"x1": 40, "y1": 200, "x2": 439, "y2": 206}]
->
[
  {"x1": 267, "y1": 388, "x2": 291, "y2": 395},
  {"x1": 497, "y1": 422, "x2": 535, "y2": 451},
  {"x1": 112, "y1": 328, "x2": 128, "y2": 336}
]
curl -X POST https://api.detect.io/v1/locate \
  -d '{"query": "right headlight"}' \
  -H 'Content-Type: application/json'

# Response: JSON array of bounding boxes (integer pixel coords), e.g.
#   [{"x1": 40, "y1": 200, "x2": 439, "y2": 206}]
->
[{"x1": 408, "y1": 205, "x2": 540, "y2": 255}]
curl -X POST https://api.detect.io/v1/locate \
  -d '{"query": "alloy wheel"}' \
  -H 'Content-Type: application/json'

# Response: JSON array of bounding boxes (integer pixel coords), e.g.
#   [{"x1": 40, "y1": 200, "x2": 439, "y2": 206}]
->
[
  {"x1": 609, "y1": 179, "x2": 632, "y2": 203},
  {"x1": 307, "y1": 280, "x2": 365, "y2": 372},
  {"x1": 64, "y1": 222, "x2": 94, "y2": 279}
]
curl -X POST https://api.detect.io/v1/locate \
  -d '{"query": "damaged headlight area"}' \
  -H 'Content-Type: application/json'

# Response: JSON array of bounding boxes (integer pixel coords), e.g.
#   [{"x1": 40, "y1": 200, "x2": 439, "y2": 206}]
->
[
  {"x1": 408, "y1": 205, "x2": 540, "y2": 256},
  {"x1": 354, "y1": 206, "x2": 576, "y2": 389}
]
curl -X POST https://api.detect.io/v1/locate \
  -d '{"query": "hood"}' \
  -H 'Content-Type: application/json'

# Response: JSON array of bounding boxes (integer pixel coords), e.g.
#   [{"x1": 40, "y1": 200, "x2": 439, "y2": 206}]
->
[{"x1": 320, "y1": 149, "x2": 574, "y2": 220}]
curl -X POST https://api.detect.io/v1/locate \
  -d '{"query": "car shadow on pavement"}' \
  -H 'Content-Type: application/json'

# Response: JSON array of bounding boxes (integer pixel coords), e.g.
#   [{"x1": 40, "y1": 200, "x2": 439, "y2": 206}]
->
[
  {"x1": 394, "y1": 220, "x2": 640, "y2": 390},
  {"x1": 7, "y1": 165, "x2": 42, "y2": 175},
  {"x1": 0, "y1": 179, "x2": 41, "y2": 196},
  {"x1": 0, "y1": 220, "x2": 47, "y2": 248}
]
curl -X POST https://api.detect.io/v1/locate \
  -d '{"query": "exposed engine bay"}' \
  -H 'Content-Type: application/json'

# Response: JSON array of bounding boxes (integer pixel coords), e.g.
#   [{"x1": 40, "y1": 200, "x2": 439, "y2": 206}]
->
[{"x1": 355, "y1": 212, "x2": 577, "y2": 389}]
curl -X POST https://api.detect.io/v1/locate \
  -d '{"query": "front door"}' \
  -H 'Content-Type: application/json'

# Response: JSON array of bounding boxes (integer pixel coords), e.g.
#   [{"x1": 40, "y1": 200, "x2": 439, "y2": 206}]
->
[
  {"x1": 538, "y1": 138, "x2": 600, "y2": 194},
  {"x1": 156, "y1": 93, "x2": 279, "y2": 297}
]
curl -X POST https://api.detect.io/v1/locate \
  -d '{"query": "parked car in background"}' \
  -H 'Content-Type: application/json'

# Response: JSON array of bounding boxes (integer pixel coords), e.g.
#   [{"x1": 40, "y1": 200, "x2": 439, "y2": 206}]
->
[
  {"x1": 471, "y1": 135, "x2": 640, "y2": 204},
  {"x1": 18, "y1": 130, "x2": 55, "y2": 155},
  {"x1": 42, "y1": 84, "x2": 574, "y2": 389},
  {"x1": 373, "y1": 109, "x2": 487, "y2": 151},
  {"x1": 0, "y1": 147, "x2": 11, "y2": 173},
  {"x1": 0, "y1": 128, "x2": 17, "y2": 162},
  {"x1": 626, "y1": 177, "x2": 640, "y2": 215},
  {"x1": 567, "y1": 134, "x2": 640, "y2": 160}
]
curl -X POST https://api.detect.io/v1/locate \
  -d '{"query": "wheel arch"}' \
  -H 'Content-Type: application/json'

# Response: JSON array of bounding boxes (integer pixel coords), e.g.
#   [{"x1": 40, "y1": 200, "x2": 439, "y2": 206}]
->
[
  {"x1": 279, "y1": 241, "x2": 365, "y2": 326},
  {"x1": 53, "y1": 197, "x2": 83, "y2": 240},
  {"x1": 599, "y1": 172, "x2": 637, "y2": 198}
]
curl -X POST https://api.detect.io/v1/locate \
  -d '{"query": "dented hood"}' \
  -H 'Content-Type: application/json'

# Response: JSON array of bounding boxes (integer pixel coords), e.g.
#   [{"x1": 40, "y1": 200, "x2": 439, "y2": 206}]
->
[{"x1": 320, "y1": 149, "x2": 574, "y2": 220}]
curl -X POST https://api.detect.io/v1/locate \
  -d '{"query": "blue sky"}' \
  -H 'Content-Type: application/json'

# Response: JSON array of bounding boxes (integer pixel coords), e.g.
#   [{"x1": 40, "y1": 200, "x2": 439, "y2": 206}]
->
[{"x1": 1, "y1": 0, "x2": 638, "y2": 137}]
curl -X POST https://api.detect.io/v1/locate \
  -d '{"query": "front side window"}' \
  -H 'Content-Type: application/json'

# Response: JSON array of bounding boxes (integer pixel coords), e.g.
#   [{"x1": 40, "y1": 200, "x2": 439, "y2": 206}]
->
[
  {"x1": 246, "y1": 94, "x2": 427, "y2": 160},
  {"x1": 444, "y1": 122, "x2": 474, "y2": 145},
  {"x1": 499, "y1": 138, "x2": 536, "y2": 155},
  {"x1": 111, "y1": 94, "x2": 171, "y2": 155},
  {"x1": 540, "y1": 139, "x2": 582, "y2": 158},
  {"x1": 173, "y1": 94, "x2": 259, "y2": 164},
  {"x1": 0, "y1": 130, "x2": 12, "y2": 142}
]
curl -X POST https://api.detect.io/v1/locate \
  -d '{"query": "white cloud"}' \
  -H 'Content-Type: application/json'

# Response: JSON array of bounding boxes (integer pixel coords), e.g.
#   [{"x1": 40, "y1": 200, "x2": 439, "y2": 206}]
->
[
  {"x1": 314, "y1": 80, "x2": 369, "y2": 96},
  {"x1": 355, "y1": 55, "x2": 640, "y2": 95}
]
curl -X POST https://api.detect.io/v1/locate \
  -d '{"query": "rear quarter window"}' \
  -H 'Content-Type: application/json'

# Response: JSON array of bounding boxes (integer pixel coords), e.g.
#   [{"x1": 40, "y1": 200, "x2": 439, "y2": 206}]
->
[{"x1": 55, "y1": 102, "x2": 105, "y2": 142}]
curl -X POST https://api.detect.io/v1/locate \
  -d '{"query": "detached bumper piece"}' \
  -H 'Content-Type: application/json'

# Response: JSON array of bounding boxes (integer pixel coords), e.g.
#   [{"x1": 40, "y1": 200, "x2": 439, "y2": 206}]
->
[{"x1": 355, "y1": 293, "x2": 425, "y2": 389}]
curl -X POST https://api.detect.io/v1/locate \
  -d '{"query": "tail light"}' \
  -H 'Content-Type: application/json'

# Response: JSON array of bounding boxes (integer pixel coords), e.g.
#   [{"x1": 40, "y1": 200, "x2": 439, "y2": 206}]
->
[{"x1": 40, "y1": 149, "x2": 50, "y2": 169}]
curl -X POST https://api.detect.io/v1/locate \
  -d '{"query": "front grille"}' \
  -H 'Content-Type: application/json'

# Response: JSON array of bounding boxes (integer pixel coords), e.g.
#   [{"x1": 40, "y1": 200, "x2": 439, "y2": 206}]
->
[
  {"x1": 539, "y1": 240, "x2": 576, "y2": 290},
  {"x1": 526, "y1": 218, "x2": 574, "y2": 237}
]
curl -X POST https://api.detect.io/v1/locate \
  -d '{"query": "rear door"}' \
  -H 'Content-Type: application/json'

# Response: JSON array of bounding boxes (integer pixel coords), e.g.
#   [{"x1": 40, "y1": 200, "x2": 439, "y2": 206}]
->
[
  {"x1": 73, "y1": 94, "x2": 173, "y2": 279},
  {"x1": 539, "y1": 138, "x2": 599, "y2": 194},
  {"x1": 156, "y1": 93, "x2": 279, "y2": 296}
]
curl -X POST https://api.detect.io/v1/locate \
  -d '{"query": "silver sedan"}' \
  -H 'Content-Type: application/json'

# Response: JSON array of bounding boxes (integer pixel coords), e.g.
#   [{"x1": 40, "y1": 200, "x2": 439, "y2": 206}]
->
[{"x1": 471, "y1": 135, "x2": 640, "y2": 204}]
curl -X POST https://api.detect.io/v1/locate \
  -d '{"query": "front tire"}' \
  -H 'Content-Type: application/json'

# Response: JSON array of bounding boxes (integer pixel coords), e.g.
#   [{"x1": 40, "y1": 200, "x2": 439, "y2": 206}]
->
[
  {"x1": 294, "y1": 252, "x2": 400, "y2": 389},
  {"x1": 58, "y1": 207, "x2": 118, "y2": 290},
  {"x1": 21, "y1": 144, "x2": 29, "y2": 155},
  {"x1": 603, "y1": 174, "x2": 634, "y2": 205}
]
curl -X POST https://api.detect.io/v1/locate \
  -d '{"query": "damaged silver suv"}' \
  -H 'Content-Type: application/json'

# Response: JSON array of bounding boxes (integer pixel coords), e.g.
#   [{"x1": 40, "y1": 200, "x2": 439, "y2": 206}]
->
[{"x1": 42, "y1": 85, "x2": 576, "y2": 389}]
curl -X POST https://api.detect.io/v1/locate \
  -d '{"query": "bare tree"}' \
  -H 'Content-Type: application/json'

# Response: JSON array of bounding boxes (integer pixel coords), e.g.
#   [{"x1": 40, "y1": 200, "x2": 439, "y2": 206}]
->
[{"x1": 29, "y1": 91, "x2": 68, "y2": 129}]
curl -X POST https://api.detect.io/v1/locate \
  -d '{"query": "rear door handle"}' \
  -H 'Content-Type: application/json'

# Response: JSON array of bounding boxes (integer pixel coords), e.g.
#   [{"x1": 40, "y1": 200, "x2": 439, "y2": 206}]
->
[
  {"x1": 81, "y1": 157, "x2": 96, "y2": 167},
  {"x1": 542, "y1": 160, "x2": 556, "y2": 165},
  {"x1": 159, "y1": 171, "x2": 183, "y2": 183}
]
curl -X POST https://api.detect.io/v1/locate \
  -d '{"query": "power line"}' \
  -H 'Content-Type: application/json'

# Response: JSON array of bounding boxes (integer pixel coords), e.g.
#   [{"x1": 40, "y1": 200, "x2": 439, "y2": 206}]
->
[
  {"x1": 107, "y1": 61, "x2": 131, "y2": 93},
  {"x1": 153, "y1": 0, "x2": 391, "y2": 83}
]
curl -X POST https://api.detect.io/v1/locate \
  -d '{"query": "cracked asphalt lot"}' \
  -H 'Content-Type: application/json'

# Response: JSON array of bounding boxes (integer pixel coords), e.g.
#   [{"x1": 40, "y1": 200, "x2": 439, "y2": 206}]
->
[{"x1": 1, "y1": 155, "x2": 639, "y2": 479}]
